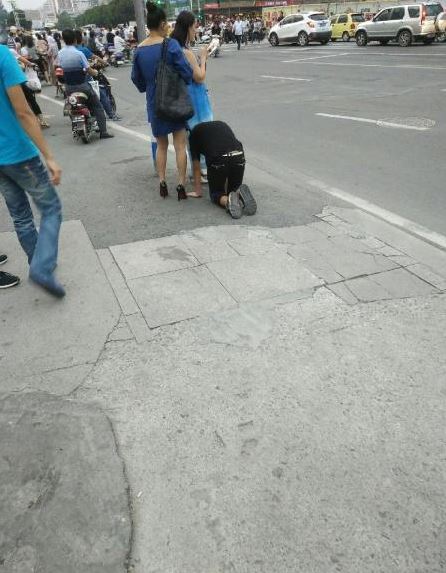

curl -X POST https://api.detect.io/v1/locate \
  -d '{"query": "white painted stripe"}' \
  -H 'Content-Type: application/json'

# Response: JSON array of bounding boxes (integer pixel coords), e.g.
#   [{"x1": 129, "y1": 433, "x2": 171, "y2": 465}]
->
[
  {"x1": 282, "y1": 52, "x2": 348, "y2": 63},
  {"x1": 38, "y1": 93, "x2": 175, "y2": 151},
  {"x1": 316, "y1": 112, "x2": 430, "y2": 131},
  {"x1": 308, "y1": 180, "x2": 446, "y2": 250},
  {"x1": 261, "y1": 75, "x2": 312, "y2": 81},
  {"x1": 310, "y1": 61, "x2": 446, "y2": 70},
  {"x1": 107, "y1": 76, "x2": 118, "y2": 81}
]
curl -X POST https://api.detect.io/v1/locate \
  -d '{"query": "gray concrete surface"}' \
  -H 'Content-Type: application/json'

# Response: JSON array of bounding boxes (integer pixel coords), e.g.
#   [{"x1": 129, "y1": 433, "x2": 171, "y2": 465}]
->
[
  {"x1": 0, "y1": 392, "x2": 131, "y2": 573},
  {"x1": 71, "y1": 207, "x2": 446, "y2": 573}
]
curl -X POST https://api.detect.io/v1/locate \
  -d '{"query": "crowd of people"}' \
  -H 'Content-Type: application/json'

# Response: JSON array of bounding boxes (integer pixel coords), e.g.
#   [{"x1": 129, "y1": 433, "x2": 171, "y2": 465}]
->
[{"x1": 0, "y1": 4, "x2": 257, "y2": 296}]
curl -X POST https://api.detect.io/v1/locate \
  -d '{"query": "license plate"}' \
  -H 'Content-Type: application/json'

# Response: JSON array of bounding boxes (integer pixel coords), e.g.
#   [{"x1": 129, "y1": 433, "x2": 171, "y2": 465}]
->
[{"x1": 319, "y1": 22, "x2": 327, "y2": 28}]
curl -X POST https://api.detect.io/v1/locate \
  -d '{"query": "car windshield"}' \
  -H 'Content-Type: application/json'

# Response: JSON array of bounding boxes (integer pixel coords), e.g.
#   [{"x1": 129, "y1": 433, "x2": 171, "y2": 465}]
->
[
  {"x1": 351, "y1": 14, "x2": 365, "y2": 22},
  {"x1": 425, "y1": 3, "x2": 443, "y2": 16},
  {"x1": 309, "y1": 13, "x2": 327, "y2": 21}
]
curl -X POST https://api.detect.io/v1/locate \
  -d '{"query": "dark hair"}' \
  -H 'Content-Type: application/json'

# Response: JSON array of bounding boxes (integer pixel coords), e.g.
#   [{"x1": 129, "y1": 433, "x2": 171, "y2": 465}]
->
[
  {"x1": 146, "y1": 1, "x2": 166, "y2": 30},
  {"x1": 35, "y1": 33, "x2": 41, "y2": 40},
  {"x1": 62, "y1": 29, "x2": 76, "y2": 45},
  {"x1": 171, "y1": 11, "x2": 195, "y2": 47},
  {"x1": 25, "y1": 35, "x2": 34, "y2": 48},
  {"x1": 74, "y1": 29, "x2": 83, "y2": 44}
]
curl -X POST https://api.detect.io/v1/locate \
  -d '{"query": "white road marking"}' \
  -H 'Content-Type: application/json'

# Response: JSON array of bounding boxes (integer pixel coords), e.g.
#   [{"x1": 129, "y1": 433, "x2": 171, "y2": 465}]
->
[
  {"x1": 307, "y1": 179, "x2": 446, "y2": 250},
  {"x1": 38, "y1": 93, "x2": 176, "y2": 151},
  {"x1": 261, "y1": 75, "x2": 311, "y2": 81},
  {"x1": 310, "y1": 61, "x2": 446, "y2": 70},
  {"x1": 282, "y1": 53, "x2": 349, "y2": 63},
  {"x1": 107, "y1": 76, "x2": 118, "y2": 81},
  {"x1": 39, "y1": 95, "x2": 446, "y2": 250},
  {"x1": 316, "y1": 112, "x2": 431, "y2": 131}
]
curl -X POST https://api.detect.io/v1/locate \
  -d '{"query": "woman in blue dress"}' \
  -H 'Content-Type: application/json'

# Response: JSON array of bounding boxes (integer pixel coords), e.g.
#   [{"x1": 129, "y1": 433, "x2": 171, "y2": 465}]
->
[
  {"x1": 131, "y1": 2, "x2": 194, "y2": 200},
  {"x1": 171, "y1": 11, "x2": 214, "y2": 196}
]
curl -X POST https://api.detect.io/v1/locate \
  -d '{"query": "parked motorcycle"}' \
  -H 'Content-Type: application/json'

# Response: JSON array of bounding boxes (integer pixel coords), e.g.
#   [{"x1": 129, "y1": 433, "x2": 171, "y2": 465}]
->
[{"x1": 67, "y1": 91, "x2": 100, "y2": 144}]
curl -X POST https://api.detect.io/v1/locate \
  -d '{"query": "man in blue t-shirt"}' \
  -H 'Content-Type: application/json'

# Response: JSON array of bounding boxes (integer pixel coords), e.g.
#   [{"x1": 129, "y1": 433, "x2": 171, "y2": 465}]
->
[{"x1": 0, "y1": 41, "x2": 65, "y2": 297}]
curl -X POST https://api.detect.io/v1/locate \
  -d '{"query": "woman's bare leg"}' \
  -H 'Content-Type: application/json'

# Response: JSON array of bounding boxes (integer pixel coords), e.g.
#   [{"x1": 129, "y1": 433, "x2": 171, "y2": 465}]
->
[
  {"x1": 156, "y1": 136, "x2": 168, "y2": 183},
  {"x1": 172, "y1": 129, "x2": 187, "y2": 187}
]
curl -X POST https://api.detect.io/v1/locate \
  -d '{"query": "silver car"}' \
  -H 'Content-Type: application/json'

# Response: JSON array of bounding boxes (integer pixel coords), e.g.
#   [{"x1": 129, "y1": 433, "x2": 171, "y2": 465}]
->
[{"x1": 355, "y1": 2, "x2": 441, "y2": 47}]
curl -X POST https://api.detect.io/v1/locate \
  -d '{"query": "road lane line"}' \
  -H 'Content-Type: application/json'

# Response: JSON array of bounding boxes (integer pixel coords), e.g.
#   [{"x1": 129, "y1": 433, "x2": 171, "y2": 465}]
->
[
  {"x1": 261, "y1": 75, "x2": 312, "y2": 81},
  {"x1": 310, "y1": 61, "x2": 446, "y2": 70},
  {"x1": 306, "y1": 179, "x2": 446, "y2": 250},
  {"x1": 107, "y1": 77, "x2": 118, "y2": 81},
  {"x1": 316, "y1": 112, "x2": 430, "y2": 131},
  {"x1": 282, "y1": 53, "x2": 349, "y2": 63},
  {"x1": 38, "y1": 93, "x2": 176, "y2": 151}
]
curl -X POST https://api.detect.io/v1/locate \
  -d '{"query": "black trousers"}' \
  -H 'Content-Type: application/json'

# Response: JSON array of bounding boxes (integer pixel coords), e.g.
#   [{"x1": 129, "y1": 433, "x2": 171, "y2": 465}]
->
[
  {"x1": 235, "y1": 34, "x2": 242, "y2": 50},
  {"x1": 207, "y1": 152, "x2": 245, "y2": 204},
  {"x1": 22, "y1": 84, "x2": 42, "y2": 116}
]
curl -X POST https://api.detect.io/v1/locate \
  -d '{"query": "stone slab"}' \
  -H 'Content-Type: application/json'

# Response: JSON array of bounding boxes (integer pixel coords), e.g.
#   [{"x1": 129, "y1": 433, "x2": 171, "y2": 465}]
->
[
  {"x1": 0, "y1": 221, "x2": 120, "y2": 385},
  {"x1": 208, "y1": 253, "x2": 322, "y2": 303},
  {"x1": 327, "y1": 281, "x2": 359, "y2": 305},
  {"x1": 128, "y1": 266, "x2": 236, "y2": 328},
  {"x1": 0, "y1": 392, "x2": 131, "y2": 573},
  {"x1": 180, "y1": 232, "x2": 239, "y2": 264},
  {"x1": 97, "y1": 248, "x2": 140, "y2": 316},
  {"x1": 288, "y1": 243, "x2": 345, "y2": 284},
  {"x1": 345, "y1": 268, "x2": 436, "y2": 302},
  {"x1": 407, "y1": 264, "x2": 446, "y2": 291},
  {"x1": 227, "y1": 231, "x2": 288, "y2": 256},
  {"x1": 110, "y1": 236, "x2": 199, "y2": 280},
  {"x1": 273, "y1": 225, "x2": 326, "y2": 245}
]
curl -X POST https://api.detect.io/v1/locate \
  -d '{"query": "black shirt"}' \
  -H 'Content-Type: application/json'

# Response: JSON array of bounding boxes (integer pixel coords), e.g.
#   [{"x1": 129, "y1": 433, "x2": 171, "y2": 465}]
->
[
  {"x1": 106, "y1": 31, "x2": 115, "y2": 44},
  {"x1": 189, "y1": 121, "x2": 243, "y2": 161}
]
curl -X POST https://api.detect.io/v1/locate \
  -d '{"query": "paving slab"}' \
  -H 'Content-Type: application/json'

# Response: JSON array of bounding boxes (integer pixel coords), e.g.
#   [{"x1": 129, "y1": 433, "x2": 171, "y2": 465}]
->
[
  {"x1": 273, "y1": 225, "x2": 326, "y2": 245},
  {"x1": 0, "y1": 392, "x2": 131, "y2": 573},
  {"x1": 180, "y1": 231, "x2": 240, "y2": 264},
  {"x1": 110, "y1": 235, "x2": 199, "y2": 280},
  {"x1": 407, "y1": 263, "x2": 446, "y2": 291},
  {"x1": 345, "y1": 268, "x2": 437, "y2": 302},
  {"x1": 128, "y1": 265, "x2": 237, "y2": 328},
  {"x1": 0, "y1": 221, "x2": 120, "y2": 389},
  {"x1": 207, "y1": 252, "x2": 322, "y2": 303}
]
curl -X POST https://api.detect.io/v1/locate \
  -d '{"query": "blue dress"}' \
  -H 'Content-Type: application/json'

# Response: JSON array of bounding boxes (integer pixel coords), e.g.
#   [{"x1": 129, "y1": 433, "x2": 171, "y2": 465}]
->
[
  {"x1": 187, "y1": 81, "x2": 213, "y2": 131},
  {"x1": 131, "y1": 39, "x2": 193, "y2": 137}
]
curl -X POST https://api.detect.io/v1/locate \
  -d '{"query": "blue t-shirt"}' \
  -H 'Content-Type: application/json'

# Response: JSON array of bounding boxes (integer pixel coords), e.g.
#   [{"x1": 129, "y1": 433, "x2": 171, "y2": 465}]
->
[
  {"x1": 58, "y1": 45, "x2": 89, "y2": 85},
  {"x1": 76, "y1": 45, "x2": 93, "y2": 59},
  {"x1": 0, "y1": 46, "x2": 38, "y2": 166}
]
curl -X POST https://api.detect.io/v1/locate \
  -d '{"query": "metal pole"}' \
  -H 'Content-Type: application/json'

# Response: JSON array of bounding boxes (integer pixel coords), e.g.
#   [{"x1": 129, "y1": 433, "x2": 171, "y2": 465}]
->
[{"x1": 133, "y1": 0, "x2": 147, "y2": 41}]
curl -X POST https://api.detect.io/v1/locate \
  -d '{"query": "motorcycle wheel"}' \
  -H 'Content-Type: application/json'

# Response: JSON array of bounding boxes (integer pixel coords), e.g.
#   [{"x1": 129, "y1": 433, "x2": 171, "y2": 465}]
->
[
  {"x1": 109, "y1": 93, "x2": 117, "y2": 114},
  {"x1": 81, "y1": 126, "x2": 91, "y2": 144}
]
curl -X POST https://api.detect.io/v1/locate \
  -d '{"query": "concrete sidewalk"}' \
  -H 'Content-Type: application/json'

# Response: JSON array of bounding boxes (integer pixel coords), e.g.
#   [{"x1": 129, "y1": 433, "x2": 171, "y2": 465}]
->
[{"x1": 1, "y1": 207, "x2": 445, "y2": 572}]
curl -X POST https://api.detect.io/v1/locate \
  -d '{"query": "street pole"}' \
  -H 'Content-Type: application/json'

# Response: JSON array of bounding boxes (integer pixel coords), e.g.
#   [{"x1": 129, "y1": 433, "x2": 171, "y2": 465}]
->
[{"x1": 133, "y1": 0, "x2": 146, "y2": 41}]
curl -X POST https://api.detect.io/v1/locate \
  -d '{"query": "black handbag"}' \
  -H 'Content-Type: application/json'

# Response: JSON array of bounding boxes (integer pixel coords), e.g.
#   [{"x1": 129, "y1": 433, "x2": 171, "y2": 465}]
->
[{"x1": 155, "y1": 38, "x2": 194, "y2": 123}]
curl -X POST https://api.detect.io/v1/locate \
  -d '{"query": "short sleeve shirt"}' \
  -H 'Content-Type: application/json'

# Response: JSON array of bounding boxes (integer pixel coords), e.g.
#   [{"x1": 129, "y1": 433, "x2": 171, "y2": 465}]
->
[
  {"x1": 0, "y1": 45, "x2": 38, "y2": 166},
  {"x1": 58, "y1": 45, "x2": 89, "y2": 85}
]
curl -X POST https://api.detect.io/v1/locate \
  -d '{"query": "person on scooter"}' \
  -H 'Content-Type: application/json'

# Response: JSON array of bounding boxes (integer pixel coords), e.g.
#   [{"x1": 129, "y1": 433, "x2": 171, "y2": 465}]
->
[
  {"x1": 188, "y1": 120, "x2": 257, "y2": 219},
  {"x1": 58, "y1": 29, "x2": 113, "y2": 140}
]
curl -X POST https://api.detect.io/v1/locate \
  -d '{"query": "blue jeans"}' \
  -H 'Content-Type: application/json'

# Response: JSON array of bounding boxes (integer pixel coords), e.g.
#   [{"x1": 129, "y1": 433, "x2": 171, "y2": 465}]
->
[
  {"x1": 99, "y1": 86, "x2": 113, "y2": 118},
  {"x1": 0, "y1": 156, "x2": 62, "y2": 279}
]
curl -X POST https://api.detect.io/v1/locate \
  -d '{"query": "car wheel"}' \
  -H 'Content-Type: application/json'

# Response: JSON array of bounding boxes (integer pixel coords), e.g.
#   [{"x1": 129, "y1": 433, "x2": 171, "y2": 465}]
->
[
  {"x1": 297, "y1": 31, "x2": 309, "y2": 46},
  {"x1": 269, "y1": 33, "x2": 279, "y2": 47},
  {"x1": 356, "y1": 31, "x2": 368, "y2": 46},
  {"x1": 331, "y1": 37, "x2": 337, "y2": 42},
  {"x1": 379, "y1": 40, "x2": 389, "y2": 45},
  {"x1": 342, "y1": 31, "x2": 350, "y2": 42},
  {"x1": 397, "y1": 29, "x2": 412, "y2": 47}
]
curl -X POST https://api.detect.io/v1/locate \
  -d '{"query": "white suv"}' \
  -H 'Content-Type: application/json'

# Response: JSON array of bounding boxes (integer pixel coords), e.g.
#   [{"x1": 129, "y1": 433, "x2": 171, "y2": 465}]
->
[
  {"x1": 269, "y1": 12, "x2": 332, "y2": 47},
  {"x1": 355, "y1": 2, "x2": 441, "y2": 46}
]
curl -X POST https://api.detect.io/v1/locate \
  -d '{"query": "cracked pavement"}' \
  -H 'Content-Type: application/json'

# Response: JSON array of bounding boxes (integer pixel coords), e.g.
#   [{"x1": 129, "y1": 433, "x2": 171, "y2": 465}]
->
[{"x1": 1, "y1": 204, "x2": 445, "y2": 572}]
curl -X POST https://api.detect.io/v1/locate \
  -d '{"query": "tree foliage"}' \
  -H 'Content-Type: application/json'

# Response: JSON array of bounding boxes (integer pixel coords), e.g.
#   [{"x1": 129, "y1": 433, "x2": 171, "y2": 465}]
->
[
  {"x1": 57, "y1": 10, "x2": 75, "y2": 29},
  {"x1": 76, "y1": 0, "x2": 135, "y2": 27}
]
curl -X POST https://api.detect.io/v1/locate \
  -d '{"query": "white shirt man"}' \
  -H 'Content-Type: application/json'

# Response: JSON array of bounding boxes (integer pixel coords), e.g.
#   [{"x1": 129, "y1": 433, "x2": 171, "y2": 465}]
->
[
  {"x1": 114, "y1": 34, "x2": 126, "y2": 53},
  {"x1": 233, "y1": 19, "x2": 243, "y2": 36}
]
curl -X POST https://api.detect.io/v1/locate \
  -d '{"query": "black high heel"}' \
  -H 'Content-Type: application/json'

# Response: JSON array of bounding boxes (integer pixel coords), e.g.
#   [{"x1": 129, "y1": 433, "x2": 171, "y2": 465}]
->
[
  {"x1": 160, "y1": 181, "x2": 168, "y2": 199},
  {"x1": 177, "y1": 184, "x2": 187, "y2": 201}
]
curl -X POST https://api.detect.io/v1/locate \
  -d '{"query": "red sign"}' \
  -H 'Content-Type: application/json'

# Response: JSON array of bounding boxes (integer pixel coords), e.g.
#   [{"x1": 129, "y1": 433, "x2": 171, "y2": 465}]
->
[
  {"x1": 204, "y1": 3, "x2": 219, "y2": 8},
  {"x1": 256, "y1": 0, "x2": 289, "y2": 6}
]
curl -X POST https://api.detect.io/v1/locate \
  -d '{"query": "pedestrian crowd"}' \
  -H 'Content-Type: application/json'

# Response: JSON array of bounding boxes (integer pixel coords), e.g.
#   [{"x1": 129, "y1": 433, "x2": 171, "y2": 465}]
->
[{"x1": 0, "y1": 4, "x2": 257, "y2": 297}]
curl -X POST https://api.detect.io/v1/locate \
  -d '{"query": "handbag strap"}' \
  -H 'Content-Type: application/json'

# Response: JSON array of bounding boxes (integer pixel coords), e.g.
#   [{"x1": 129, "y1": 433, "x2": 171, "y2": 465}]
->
[{"x1": 160, "y1": 38, "x2": 170, "y2": 63}]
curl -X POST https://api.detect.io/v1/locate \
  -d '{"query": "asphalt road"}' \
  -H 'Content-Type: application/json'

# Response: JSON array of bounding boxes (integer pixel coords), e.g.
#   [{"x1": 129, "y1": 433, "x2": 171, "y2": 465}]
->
[{"x1": 1, "y1": 39, "x2": 445, "y2": 248}]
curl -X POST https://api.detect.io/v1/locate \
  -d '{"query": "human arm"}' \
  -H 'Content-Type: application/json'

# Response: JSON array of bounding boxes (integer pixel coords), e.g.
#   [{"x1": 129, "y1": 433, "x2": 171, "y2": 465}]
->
[
  {"x1": 7, "y1": 85, "x2": 61, "y2": 184},
  {"x1": 183, "y1": 47, "x2": 207, "y2": 84},
  {"x1": 131, "y1": 52, "x2": 146, "y2": 92},
  {"x1": 169, "y1": 39, "x2": 193, "y2": 84}
]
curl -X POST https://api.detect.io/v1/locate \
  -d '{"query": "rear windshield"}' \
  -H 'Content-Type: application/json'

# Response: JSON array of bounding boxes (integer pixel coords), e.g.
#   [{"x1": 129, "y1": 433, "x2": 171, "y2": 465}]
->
[
  {"x1": 351, "y1": 13, "x2": 365, "y2": 21},
  {"x1": 425, "y1": 3, "x2": 443, "y2": 15},
  {"x1": 309, "y1": 13, "x2": 327, "y2": 20}
]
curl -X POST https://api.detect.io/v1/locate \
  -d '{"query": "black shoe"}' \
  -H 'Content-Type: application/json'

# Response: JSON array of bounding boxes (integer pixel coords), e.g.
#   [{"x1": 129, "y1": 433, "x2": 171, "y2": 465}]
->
[
  {"x1": 177, "y1": 184, "x2": 187, "y2": 201},
  {"x1": 226, "y1": 191, "x2": 243, "y2": 219},
  {"x1": 100, "y1": 132, "x2": 115, "y2": 139},
  {"x1": 238, "y1": 184, "x2": 257, "y2": 216},
  {"x1": 160, "y1": 181, "x2": 168, "y2": 199},
  {"x1": 0, "y1": 254, "x2": 7, "y2": 265},
  {"x1": 0, "y1": 271, "x2": 20, "y2": 289}
]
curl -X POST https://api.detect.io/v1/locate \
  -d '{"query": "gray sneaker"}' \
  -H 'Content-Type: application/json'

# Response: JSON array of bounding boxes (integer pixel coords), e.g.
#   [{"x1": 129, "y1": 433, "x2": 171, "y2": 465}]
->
[
  {"x1": 226, "y1": 191, "x2": 243, "y2": 219},
  {"x1": 238, "y1": 184, "x2": 257, "y2": 216}
]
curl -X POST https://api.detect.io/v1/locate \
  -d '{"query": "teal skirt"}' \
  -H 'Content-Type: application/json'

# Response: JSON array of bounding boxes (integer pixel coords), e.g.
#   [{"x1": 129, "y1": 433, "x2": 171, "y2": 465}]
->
[{"x1": 187, "y1": 82, "x2": 213, "y2": 131}]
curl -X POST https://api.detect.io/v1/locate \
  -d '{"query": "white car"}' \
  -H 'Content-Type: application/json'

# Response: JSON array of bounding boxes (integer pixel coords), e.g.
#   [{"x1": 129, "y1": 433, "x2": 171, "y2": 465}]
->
[{"x1": 269, "y1": 12, "x2": 332, "y2": 46}]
